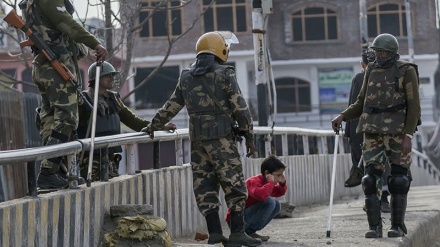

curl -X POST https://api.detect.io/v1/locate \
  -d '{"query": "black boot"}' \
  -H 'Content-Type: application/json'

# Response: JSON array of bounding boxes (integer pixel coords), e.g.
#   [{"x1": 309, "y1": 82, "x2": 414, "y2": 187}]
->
[
  {"x1": 229, "y1": 210, "x2": 262, "y2": 247},
  {"x1": 38, "y1": 168, "x2": 68, "y2": 189},
  {"x1": 205, "y1": 212, "x2": 228, "y2": 245},
  {"x1": 388, "y1": 194, "x2": 408, "y2": 237},
  {"x1": 364, "y1": 195, "x2": 383, "y2": 238},
  {"x1": 345, "y1": 167, "x2": 364, "y2": 187}
]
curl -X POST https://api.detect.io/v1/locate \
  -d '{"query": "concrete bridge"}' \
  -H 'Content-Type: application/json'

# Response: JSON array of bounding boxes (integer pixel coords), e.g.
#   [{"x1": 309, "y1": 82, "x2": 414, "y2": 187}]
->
[{"x1": 0, "y1": 127, "x2": 439, "y2": 247}]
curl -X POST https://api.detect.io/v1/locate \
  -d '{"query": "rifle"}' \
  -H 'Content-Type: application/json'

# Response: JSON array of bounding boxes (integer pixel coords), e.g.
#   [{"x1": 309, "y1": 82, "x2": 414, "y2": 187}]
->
[{"x1": 3, "y1": 10, "x2": 92, "y2": 109}]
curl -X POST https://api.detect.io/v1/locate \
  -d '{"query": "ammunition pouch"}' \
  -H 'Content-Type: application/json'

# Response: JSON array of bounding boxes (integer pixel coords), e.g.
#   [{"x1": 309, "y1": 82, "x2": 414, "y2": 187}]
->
[{"x1": 189, "y1": 114, "x2": 232, "y2": 141}]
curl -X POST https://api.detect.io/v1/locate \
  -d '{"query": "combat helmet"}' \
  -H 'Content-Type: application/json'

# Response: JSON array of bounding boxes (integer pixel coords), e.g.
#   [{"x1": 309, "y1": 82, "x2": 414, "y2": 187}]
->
[
  {"x1": 369, "y1": 33, "x2": 399, "y2": 54},
  {"x1": 195, "y1": 31, "x2": 239, "y2": 62},
  {"x1": 88, "y1": 61, "x2": 121, "y2": 88}
]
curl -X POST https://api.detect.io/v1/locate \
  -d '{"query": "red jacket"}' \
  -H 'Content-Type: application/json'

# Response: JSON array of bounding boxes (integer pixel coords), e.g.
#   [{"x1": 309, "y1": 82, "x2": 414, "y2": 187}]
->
[{"x1": 225, "y1": 174, "x2": 288, "y2": 221}]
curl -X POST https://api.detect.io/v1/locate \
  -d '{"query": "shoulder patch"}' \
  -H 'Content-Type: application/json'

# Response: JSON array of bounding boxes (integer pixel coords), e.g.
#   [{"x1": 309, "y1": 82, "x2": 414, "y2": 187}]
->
[{"x1": 56, "y1": 6, "x2": 67, "y2": 12}]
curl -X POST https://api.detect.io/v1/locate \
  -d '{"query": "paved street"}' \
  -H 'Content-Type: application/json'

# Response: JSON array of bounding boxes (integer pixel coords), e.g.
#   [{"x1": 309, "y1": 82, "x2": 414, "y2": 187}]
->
[{"x1": 173, "y1": 185, "x2": 440, "y2": 247}]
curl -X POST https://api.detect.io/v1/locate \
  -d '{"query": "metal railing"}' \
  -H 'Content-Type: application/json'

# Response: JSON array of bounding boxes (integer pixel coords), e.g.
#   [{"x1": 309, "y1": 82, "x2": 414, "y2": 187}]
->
[{"x1": 0, "y1": 126, "x2": 438, "y2": 198}]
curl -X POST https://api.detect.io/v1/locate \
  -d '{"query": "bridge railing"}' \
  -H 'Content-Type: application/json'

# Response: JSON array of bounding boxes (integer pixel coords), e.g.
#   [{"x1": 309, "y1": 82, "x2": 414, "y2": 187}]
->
[
  {"x1": 0, "y1": 126, "x2": 438, "y2": 199},
  {"x1": 1, "y1": 127, "x2": 439, "y2": 246}
]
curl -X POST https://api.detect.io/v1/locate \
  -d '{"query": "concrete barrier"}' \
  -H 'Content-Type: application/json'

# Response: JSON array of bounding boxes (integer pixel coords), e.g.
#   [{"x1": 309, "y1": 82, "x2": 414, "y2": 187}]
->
[{"x1": 0, "y1": 154, "x2": 437, "y2": 247}]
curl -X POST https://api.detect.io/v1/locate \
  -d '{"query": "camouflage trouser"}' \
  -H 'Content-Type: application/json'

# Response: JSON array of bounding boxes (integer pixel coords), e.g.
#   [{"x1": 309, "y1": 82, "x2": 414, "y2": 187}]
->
[
  {"x1": 33, "y1": 54, "x2": 78, "y2": 173},
  {"x1": 191, "y1": 136, "x2": 247, "y2": 217},
  {"x1": 362, "y1": 133, "x2": 411, "y2": 197}
]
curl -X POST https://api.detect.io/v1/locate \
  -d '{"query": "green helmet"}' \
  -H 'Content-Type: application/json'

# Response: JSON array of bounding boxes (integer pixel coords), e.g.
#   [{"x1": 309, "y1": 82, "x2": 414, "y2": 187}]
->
[
  {"x1": 369, "y1": 33, "x2": 399, "y2": 54},
  {"x1": 88, "y1": 61, "x2": 118, "y2": 81},
  {"x1": 88, "y1": 61, "x2": 121, "y2": 88}
]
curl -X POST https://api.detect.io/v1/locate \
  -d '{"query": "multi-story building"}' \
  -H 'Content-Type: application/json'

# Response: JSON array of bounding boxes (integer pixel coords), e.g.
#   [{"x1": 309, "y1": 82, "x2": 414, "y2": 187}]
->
[
  {"x1": 125, "y1": 0, "x2": 439, "y2": 146},
  {"x1": 1, "y1": 1, "x2": 439, "y2": 167}
]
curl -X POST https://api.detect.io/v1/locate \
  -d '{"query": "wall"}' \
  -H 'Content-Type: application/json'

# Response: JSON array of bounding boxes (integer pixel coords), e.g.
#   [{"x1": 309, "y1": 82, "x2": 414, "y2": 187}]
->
[{"x1": 0, "y1": 152, "x2": 438, "y2": 246}]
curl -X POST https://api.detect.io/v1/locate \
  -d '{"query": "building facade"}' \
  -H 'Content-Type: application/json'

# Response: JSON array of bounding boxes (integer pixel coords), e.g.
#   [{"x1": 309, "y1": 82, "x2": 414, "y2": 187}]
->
[{"x1": 127, "y1": 0, "x2": 439, "y2": 143}]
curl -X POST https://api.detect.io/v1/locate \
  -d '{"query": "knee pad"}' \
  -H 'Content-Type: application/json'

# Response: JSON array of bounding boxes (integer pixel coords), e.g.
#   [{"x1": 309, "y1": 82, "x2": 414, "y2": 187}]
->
[
  {"x1": 362, "y1": 174, "x2": 377, "y2": 195},
  {"x1": 388, "y1": 175, "x2": 411, "y2": 194},
  {"x1": 388, "y1": 164, "x2": 411, "y2": 194},
  {"x1": 362, "y1": 164, "x2": 383, "y2": 195}
]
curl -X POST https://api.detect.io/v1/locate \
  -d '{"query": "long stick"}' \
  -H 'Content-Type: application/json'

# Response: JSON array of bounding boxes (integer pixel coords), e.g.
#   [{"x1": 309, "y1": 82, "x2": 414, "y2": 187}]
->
[
  {"x1": 326, "y1": 130, "x2": 340, "y2": 238},
  {"x1": 86, "y1": 64, "x2": 101, "y2": 187}
]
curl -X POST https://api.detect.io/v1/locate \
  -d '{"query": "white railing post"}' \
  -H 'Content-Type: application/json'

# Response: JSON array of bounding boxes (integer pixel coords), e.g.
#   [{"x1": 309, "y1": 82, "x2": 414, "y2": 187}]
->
[
  {"x1": 282, "y1": 134, "x2": 288, "y2": 156},
  {"x1": 302, "y1": 135, "x2": 310, "y2": 155},
  {"x1": 175, "y1": 138, "x2": 183, "y2": 166},
  {"x1": 126, "y1": 144, "x2": 136, "y2": 175},
  {"x1": 265, "y1": 135, "x2": 272, "y2": 156}
]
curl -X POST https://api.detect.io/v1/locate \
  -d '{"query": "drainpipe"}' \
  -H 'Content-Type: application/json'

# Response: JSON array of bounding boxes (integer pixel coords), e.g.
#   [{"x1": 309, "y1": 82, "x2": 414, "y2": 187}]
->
[
  {"x1": 405, "y1": 0, "x2": 415, "y2": 63},
  {"x1": 359, "y1": 0, "x2": 369, "y2": 51}
]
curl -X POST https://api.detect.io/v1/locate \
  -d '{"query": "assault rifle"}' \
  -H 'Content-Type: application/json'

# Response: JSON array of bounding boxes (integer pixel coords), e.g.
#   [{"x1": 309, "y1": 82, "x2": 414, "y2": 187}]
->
[{"x1": 3, "y1": 10, "x2": 92, "y2": 109}]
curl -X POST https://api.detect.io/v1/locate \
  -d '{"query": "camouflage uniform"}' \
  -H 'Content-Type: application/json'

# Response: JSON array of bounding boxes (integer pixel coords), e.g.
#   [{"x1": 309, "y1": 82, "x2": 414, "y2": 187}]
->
[
  {"x1": 78, "y1": 89, "x2": 150, "y2": 181},
  {"x1": 342, "y1": 57, "x2": 421, "y2": 238},
  {"x1": 344, "y1": 60, "x2": 420, "y2": 172},
  {"x1": 146, "y1": 59, "x2": 253, "y2": 216},
  {"x1": 26, "y1": 0, "x2": 102, "y2": 187}
]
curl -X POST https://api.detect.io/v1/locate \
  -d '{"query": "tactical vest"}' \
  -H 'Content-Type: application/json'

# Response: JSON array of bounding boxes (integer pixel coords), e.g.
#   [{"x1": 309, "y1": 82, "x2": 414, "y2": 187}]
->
[
  {"x1": 357, "y1": 60, "x2": 418, "y2": 134},
  {"x1": 25, "y1": 0, "x2": 72, "y2": 55},
  {"x1": 180, "y1": 65, "x2": 234, "y2": 141},
  {"x1": 79, "y1": 91, "x2": 122, "y2": 152}
]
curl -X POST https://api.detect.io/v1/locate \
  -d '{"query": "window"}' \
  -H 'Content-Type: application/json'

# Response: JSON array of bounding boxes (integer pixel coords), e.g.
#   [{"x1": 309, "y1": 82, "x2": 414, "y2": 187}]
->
[
  {"x1": 134, "y1": 66, "x2": 180, "y2": 109},
  {"x1": 367, "y1": 3, "x2": 408, "y2": 38},
  {"x1": 291, "y1": 6, "x2": 338, "y2": 42},
  {"x1": 139, "y1": 0, "x2": 182, "y2": 38},
  {"x1": 275, "y1": 77, "x2": 311, "y2": 113},
  {"x1": 202, "y1": 0, "x2": 248, "y2": 33}
]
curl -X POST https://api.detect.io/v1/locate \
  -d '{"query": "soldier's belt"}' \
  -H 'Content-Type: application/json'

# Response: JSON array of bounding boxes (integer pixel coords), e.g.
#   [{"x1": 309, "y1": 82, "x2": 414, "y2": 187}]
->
[{"x1": 364, "y1": 104, "x2": 406, "y2": 114}]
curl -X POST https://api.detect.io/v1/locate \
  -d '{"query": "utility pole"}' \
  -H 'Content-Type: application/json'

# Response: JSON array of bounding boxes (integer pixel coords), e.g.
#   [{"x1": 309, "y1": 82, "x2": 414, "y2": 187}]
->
[
  {"x1": 104, "y1": 0, "x2": 113, "y2": 61},
  {"x1": 359, "y1": 0, "x2": 369, "y2": 51},
  {"x1": 405, "y1": 0, "x2": 414, "y2": 63},
  {"x1": 434, "y1": 0, "x2": 440, "y2": 119},
  {"x1": 252, "y1": 0, "x2": 273, "y2": 157}
]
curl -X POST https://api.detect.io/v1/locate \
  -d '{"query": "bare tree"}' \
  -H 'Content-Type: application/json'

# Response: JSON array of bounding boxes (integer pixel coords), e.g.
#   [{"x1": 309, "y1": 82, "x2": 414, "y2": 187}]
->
[
  {"x1": 119, "y1": 0, "x2": 215, "y2": 100},
  {"x1": 1, "y1": 0, "x2": 215, "y2": 98},
  {"x1": 0, "y1": 0, "x2": 35, "y2": 89}
]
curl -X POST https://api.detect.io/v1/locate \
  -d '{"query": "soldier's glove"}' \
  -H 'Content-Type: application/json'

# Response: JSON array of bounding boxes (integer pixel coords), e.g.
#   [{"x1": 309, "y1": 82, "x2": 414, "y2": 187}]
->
[{"x1": 141, "y1": 125, "x2": 155, "y2": 139}]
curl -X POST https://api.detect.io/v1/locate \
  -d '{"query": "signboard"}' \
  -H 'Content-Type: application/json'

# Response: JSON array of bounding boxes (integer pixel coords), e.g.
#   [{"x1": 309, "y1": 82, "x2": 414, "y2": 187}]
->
[{"x1": 318, "y1": 67, "x2": 353, "y2": 114}]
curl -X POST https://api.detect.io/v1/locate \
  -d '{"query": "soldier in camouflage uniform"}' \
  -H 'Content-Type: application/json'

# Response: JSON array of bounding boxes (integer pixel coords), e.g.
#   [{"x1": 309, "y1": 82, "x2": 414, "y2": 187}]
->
[
  {"x1": 332, "y1": 33, "x2": 421, "y2": 238},
  {"x1": 344, "y1": 51, "x2": 391, "y2": 213},
  {"x1": 26, "y1": 0, "x2": 108, "y2": 189},
  {"x1": 142, "y1": 31, "x2": 261, "y2": 247},
  {"x1": 77, "y1": 62, "x2": 176, "y2": 181}
]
